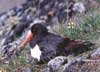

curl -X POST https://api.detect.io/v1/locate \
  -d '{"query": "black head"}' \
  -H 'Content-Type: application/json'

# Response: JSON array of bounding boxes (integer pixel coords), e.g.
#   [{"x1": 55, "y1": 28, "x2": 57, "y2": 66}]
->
[
  {"x1": 19, "y1": 24, "x2": 48, "y2": 48},
  {"x1": 31, "y1": 24, "x2": 48, "y2": 36}
]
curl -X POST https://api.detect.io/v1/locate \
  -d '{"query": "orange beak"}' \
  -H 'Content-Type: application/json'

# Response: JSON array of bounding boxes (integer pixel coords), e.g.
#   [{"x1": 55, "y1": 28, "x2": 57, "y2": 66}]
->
[{"x1": 19, "y1": 30, "x2": 33, "y2": 47}]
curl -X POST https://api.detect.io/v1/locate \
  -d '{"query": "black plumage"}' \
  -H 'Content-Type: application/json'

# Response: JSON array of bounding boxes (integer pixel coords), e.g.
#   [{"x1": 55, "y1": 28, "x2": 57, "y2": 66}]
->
[{"x1": 26, "y1": 24, "x2": 93, "y2": 63}]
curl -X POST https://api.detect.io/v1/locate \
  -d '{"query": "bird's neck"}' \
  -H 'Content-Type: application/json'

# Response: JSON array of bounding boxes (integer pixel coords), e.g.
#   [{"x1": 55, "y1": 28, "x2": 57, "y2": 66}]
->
[
  {"x1": 31, "y1": 32, "x2": 49, "y2": 45},
  {"x1": 37, "y1": 32, "x2": 49, "y2": 39}
]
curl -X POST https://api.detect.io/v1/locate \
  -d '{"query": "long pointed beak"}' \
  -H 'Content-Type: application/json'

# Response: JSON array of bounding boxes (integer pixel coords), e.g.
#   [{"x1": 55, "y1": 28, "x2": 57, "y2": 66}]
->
[{"x1": 19, "y1": 30, "x2": 33, "y2": 47}]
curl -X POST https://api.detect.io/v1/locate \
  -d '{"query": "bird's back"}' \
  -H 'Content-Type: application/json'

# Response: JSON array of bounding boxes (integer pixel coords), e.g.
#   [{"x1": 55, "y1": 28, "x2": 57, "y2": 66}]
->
[{"x1": 36, "y1": 33, "x2": 65, "y2": 62}]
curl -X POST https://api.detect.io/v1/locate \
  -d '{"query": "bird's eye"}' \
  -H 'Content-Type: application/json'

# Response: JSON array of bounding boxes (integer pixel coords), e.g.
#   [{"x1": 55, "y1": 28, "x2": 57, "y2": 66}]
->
[
  {"x1": 32, "y1": 29, "x2": 36, "y2": 32},
  {"x1": 32, "y1": 29, "x2": 38, "y2": 34}
]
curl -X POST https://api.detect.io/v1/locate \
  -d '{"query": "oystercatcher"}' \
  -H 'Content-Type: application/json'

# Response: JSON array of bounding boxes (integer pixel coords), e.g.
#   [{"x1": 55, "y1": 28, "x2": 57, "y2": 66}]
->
[{"x1": 19, "y1": 24, "x2": 93, "y2": 63}]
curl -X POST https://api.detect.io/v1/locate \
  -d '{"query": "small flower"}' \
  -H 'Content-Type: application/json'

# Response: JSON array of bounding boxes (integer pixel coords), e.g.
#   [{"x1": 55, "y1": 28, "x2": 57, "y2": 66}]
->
[{"x1": 67, "y1": 21, "x2": 76, "y2": 28}]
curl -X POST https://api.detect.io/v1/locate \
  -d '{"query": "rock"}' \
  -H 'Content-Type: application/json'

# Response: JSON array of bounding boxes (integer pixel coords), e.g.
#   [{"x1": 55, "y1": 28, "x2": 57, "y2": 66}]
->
[
  {"x1": 40, "y1": 65, "x2": 50, "y2": 72},
  {"x1": 0, "y1": 13, "x2": 8, "y2": 25},
  {"x1": 26, "y1": 0, "x2": 34, "y2": 7},
  {"x1": 72, "y1": 2, "x2": 86, "y2": 13},
  {"x1": 14, "y1": 5, "x2": 24, "y2": 17},
  {"x1": 19, "y1": 15, "x2": 28, "y2": 22},
  {"x1": 22, "y1": 3, "x2": 29, "y2": 10},
  {"x1": 21, "y1": 67, "x2": 32, "y2": 72},
  {"x1": 6, "y1": 9, "x2": 16, "y2": 16},
  {"x1": 15, "y1": 5, "x2": 23, "y2": 12},
  {"x1": 1, "y1": 41, "x2": 20, "y2": 59},
  {"x1": 7, "y1": 16, "x2": 19, "y2": 24},
  {"x1": 48, "y1": 56, "x2": 67, "y2": 72},
  {"x1": 91, "y1": 48, "x2": 100, "y2": 57},
  {"x1": 63, "y1": 53, "x2": 100, "y2": 72}
]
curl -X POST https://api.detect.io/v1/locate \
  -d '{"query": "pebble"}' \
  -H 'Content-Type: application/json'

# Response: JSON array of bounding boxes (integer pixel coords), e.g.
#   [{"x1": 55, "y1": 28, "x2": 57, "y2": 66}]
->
[
  {"x1": 21, "y1": 67, "x2": 32, "y2": 72},
  {"x1": 26, "y1": 0, "x2": 34, "y2": 7},
  {"x1": 22, "y1": 3, "x2": 29, "y2": 10},
  {"x1": 6, "y1": 9, "x2": 16, "y2": 16},
  {"x1": 72, "y1": 2, "x2": 86, "y2": 13},
  {"x1": 48, "y1": 56, "x2": 67, "y2": 71},
  {"x1": 41, "y1": 65, "x2": 50, "y2": 72},
  {"x1": 0, "y1": 14, "x2": 8, "y2": 23},
  {"x1": 91, "y1": 48, "x2": 100, "y2": 57},
  {"x1": 15, "y1": 5, "x2": 23, "y2": 12}
]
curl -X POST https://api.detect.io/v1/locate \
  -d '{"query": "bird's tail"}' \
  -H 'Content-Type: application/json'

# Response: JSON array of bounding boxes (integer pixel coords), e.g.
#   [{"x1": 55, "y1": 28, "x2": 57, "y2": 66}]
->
[{"x1": 59, "y1": 38, "x2": 94, "y2": 56}]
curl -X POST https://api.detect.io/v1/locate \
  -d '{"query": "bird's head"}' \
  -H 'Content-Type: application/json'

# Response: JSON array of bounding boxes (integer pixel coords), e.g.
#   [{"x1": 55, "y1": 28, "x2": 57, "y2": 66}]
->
[
  {"x1": 31, "y1": 24, "x2": 48, "y2": 36},
  {"x1": 19, "y1": 24, "x2": 48, "y2": 47},
  {"x1": 19, "y1": 24, "x2": 48, "y2": 62}
]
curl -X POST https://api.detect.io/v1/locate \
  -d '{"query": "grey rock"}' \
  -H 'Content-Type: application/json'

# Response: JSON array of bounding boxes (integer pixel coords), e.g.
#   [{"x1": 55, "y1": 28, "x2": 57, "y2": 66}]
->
[
  {"x1": 16, "y1": 11, "x2": 23, "y2": 17},
  {"x1": 72, "y1": 2, "x2": 86, "y2": 13},
  {"x1": 7, "y1": 9, "x2": 16, "y2": 16},
  {"x1": 41, "y1": 65, "x2": 50, "y2": 72},
  {"x1": 16, "y1": 5, "x2": 23, "y2": 12},
  {"x1": 0, "y1": 14, "x2": 8, "y2": 25},
  {"x1": 48, "y1": 56, "x2": 67, "y2": 72},
  {"x1": 91, "y1": 47, "x2": 100, "y2": 57},
  {"x1": 21, "y1": 67, "x2": 32, "y2": 72},
  {"x1": 1, "y1": 41, "x2": 20, "y2": 59}
]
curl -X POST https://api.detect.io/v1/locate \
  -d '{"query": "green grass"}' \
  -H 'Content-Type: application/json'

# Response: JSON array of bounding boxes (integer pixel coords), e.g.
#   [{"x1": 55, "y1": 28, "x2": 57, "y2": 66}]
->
[
  {"x1": 96, "y1": 0, "x2": 100, "y2": 3},
  {"x1": 52, "y1": 8, "x2": 100, "y2": 41}
]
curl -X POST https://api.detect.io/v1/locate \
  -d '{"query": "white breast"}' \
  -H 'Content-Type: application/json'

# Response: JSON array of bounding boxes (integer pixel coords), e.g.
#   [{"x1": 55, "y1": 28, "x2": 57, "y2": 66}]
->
[{"x1": 30, "y1": 44, "x2": 42, "y2": 61}]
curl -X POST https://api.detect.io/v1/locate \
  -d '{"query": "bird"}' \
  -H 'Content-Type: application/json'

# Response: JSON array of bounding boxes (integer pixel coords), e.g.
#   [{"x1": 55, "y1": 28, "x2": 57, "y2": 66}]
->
[{"x1": 19, "y1": 24, "x2": 93, "y2": 64}]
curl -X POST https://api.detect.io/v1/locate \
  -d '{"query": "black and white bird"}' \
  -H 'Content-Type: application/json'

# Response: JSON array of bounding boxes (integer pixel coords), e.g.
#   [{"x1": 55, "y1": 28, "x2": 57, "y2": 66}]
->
[{"x1": 19, "y1": 24, "x2": 92, "y2": 63}]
